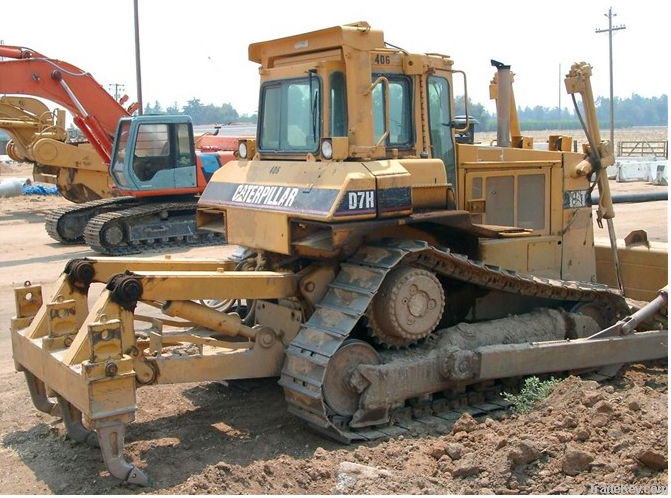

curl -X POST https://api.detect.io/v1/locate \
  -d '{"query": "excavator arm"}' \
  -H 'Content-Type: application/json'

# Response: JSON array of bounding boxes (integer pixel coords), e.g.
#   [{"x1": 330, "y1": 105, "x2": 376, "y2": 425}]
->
[{"x1": 0, "y1": 45, "x2": 138, "y2": 162}]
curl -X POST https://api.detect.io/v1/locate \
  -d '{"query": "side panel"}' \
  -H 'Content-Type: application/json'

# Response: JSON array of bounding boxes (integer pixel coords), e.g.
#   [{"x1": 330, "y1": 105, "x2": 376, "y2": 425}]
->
[
  {"x1": 479, "y1": 236, "x2": 562, "y2": 278},
  {"x1": 199, "y1": 159, "x2": 413, "y2": 254},
  {"x1": 397, "y1": 158, "x2": 448, "y2": 211},
  {"x1": 595, "y1": 240, "x2": 668, "y2": 301},
  {"x1": 227, "y1": 208, "x2": 292, "y2": 254},
  {"x1": 560, "y1": 152, "x2": 598, "y2": 283}
]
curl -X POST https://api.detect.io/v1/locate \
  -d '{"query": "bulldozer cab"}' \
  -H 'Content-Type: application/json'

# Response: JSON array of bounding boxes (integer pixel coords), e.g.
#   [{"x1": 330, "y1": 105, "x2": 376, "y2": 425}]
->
[
  {"x1": 247, "y1": 22, "x2": 459, "y2": 181},
  {"x1": 198, "y1": 22, "x2": 470, "y2": 255},
  {"x1": 111, "y1": 115, "x2": 198, "y2": 193},
  {"x1": 198, "y1": 22, "x2": 608, "y2": 284}
]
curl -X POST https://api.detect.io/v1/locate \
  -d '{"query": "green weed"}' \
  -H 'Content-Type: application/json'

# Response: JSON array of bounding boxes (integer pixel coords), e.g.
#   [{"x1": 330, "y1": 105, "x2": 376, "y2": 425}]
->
[{"x1": 503, "y1": 376, "x2": 562, "y2": 413}]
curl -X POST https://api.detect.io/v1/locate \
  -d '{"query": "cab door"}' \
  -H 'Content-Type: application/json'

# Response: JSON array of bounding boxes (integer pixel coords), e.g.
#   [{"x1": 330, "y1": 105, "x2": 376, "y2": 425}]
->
[
  {"x1": 128, "y1": 122, "x2": 197, "y2": 192},
  {"x1": 427, "y1": 76, "x2": 457, "y2": 193}
]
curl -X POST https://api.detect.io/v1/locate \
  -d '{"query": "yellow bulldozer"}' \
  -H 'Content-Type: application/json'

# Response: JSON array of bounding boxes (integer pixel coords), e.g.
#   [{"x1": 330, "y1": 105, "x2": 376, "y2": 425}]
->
[{"x1": 10, "y1": 22, "x2": 667, "y2": 485}]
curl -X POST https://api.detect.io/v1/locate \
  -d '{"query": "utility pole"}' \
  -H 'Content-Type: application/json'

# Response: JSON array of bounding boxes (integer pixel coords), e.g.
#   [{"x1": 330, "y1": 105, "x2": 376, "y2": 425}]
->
[
  {"x1": 108, "y1": 83, "x2": 125, "y2": 100},
  {"x1": 596, "y1": 7, "x2": 626, "y2": 154},
  {"x1": 558, "y1": 63, "x2": 561, "y2": 123},
  {"x1": 134, "y1": 0, "x2": 143, "y2": 115}
]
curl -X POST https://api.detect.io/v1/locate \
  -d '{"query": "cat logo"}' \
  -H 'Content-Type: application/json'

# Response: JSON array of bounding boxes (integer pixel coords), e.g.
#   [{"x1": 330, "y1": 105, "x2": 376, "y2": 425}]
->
[{"x1": 232, "y1": 184, "x2": 299, "y2": 208}]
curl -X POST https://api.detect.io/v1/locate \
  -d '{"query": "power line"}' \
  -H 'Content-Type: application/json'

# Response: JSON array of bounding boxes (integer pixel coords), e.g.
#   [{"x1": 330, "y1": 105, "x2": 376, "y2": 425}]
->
[
  {"x1": 108, "y1": 83, "x2": 125, "y2": 100},
  {"x1": 595, "y1": 7, "x2": 626, "y2": 153}
]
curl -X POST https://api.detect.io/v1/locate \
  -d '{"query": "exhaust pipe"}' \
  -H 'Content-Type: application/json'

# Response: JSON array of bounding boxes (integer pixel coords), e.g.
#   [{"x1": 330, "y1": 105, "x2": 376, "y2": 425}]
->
[{"x1": 491, "y1": 60, "x2": 511, "y2": 147}]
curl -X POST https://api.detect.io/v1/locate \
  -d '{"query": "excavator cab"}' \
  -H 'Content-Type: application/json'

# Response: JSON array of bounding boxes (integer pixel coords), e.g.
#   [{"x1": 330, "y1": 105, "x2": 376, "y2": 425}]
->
[{"x1": 111, "y1": 115, "x2": 199, "y2": 194}]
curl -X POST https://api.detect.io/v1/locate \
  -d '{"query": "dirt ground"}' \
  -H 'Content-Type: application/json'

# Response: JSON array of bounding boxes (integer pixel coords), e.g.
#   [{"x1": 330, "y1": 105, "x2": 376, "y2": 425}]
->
[{"x1": 0, "y1": 145, "x2": 667, "y2": 495}]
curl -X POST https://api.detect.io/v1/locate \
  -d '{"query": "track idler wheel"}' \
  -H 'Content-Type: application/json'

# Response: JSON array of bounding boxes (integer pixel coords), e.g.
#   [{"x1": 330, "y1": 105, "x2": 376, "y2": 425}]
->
[
  {"x1": 100, "y1": 221, "x2": 125, "y2": 248},
  {"x1": 323, "y1": 340, "x2": 381, "y2": 417},
  {"x1": 56, "y1": 213, "x2": 88, "y2": 243},
  {"x1": 368, "y1": 266, "x2": 445, "y2": 347},
  {"x1": 569, "y1": 301, "x2": 609, "y2": 338}
]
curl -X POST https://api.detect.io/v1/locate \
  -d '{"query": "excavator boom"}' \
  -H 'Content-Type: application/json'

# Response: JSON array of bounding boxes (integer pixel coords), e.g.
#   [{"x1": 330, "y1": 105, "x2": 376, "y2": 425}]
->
[{"x1": 0, "y1": 45, "x2": 137, "y2": 161}]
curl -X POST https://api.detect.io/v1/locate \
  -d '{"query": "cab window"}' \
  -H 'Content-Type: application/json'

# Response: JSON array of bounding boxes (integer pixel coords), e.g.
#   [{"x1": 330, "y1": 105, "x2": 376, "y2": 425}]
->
[
  {"x1": 427, "y1": 76, "x2": 457, "y2": 190},
  {"x1": 330, "y1": 71, "x2": 348, "y2": 137},
  {"x1": 133, "y1": 123, "x2": 171, "y2": 181},
  {"x1": 372, "y1": 75, "x2": 413, "y2": 147},
  {"x1": 258, "y1": 77, "x2": 321, "y2": 153}
]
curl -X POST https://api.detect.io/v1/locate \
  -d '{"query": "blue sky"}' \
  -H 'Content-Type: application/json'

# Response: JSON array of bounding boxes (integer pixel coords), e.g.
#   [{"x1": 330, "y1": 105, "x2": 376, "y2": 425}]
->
[{"x1": 2, "y1": 0, "x2": 667, "y2": 116}]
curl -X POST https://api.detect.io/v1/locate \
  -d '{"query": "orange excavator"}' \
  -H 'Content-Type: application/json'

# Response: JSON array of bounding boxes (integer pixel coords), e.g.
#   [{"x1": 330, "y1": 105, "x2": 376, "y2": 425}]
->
[{"x1": 0, "y1": 44, "x2": 247, "y2": 254}]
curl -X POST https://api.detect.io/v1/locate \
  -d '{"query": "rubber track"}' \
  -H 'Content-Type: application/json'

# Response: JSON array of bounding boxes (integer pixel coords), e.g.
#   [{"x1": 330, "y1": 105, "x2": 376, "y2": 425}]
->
[
  {"x1": 44, "y1": 197, "x2": 137, "y2": 244},
  {"x1": 279, "y1": 239, "x2": 627, "y2": 442},
  {"x1": 83, "y1": 200, "x2": 224, "y2": 255}
]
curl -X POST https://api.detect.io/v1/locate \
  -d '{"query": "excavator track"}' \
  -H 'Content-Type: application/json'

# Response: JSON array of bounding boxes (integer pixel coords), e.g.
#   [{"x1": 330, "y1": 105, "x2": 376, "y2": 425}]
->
[
  {"x1": 44, "y1": 196, "x2": 138, "y2": 244},
  {"x1": 83, "y1": 200, "x2": 224, "y2": 255},
  {"x1": 280, "y1": 239, "x2": 628, "y2": 442}
]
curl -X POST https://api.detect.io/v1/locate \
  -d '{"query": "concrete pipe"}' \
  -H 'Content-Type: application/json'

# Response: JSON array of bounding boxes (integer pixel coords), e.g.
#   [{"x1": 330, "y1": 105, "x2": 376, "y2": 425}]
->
[{"x1": 0, "y1": 177, "x2": 32, "y2": 197}]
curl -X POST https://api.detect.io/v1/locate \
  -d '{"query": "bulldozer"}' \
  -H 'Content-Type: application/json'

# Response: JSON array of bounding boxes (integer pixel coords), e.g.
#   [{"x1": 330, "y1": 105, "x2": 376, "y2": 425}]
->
[
  {"x1": 0, "y1": 45, "x2": 248, "y2": 254},
  {"x1": 10, "y1": 22, "x2": 667, "y2": 485}
]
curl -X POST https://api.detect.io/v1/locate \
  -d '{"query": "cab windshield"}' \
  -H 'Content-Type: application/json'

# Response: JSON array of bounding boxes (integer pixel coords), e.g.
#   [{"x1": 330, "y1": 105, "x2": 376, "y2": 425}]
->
[{"x1": 258, "y1": 76, "x2": 321, "y2": 153}]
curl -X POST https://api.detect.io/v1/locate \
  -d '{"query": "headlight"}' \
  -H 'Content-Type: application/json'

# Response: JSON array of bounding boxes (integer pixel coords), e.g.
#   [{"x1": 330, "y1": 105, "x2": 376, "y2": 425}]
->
[
  {"x1": 321, "y1": 139, "x2": 333, "y2": 160},
  {"x1": 238, "y1": 141, "x2": 248, "y2": 159}
]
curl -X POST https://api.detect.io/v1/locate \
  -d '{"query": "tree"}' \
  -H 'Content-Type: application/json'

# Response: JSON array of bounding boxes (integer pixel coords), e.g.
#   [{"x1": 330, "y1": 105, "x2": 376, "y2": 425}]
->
[
  {"x1": 454, "y1": 96, "x2": 494, "y2": 131},
  {"x1": 141, "y1": 92, "x2": 666, "y2": 130},
  {"x1": 144, "y1": 100, "x2": 164, "y2": 115},
  {"x1": 166, "y1": 102, "x2": 180, "y2": 114},
  {"x1": 178, "y1": 98, "x2": 240, "y2": 125},
  {"x1": 182, "y1": 98, "x2": 205, "y2": 122}
]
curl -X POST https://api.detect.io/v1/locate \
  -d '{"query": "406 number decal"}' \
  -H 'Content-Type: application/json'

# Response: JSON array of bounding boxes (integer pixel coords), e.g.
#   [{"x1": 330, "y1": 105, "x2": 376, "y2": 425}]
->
[{"x1": 374, "y1": 53, "x2": 391, "y2": 65}]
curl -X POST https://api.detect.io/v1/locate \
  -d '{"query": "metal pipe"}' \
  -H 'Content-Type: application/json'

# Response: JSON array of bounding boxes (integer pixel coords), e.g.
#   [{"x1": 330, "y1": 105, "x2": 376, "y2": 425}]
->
[
  {"x1": 51, "y1": 75, "x2": 111, "y2": 161},
  {"x1": 0, "y1": 45, "x2": 27, "y2": 59},
  {"x1": 566, "y1": 62, "x2": 623, "y2": 291},
  {"x1": 491, "y1": 60, "x2": 511, "y2": 147},
  {"x1": 591, "y1": 286, "x2": 668, "y2": 339},
  {"x1": 592, "y1": 191, "x2": 668, "y2": 204},
  {"x1": 134, "y1": 0, "x2": 143, "y2": 115},
  {"x1": 620, "y1": 286, "x2": 668, "y2": 335}
]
